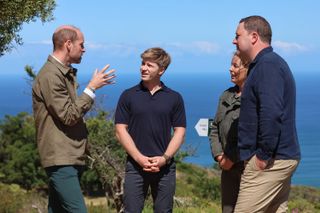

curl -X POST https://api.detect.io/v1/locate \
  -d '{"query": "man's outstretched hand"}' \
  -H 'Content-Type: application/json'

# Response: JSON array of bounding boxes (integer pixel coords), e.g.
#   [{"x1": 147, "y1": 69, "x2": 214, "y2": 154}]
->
[{"x1": 87, "y1": 64, "x2": 116, "y2": 90}]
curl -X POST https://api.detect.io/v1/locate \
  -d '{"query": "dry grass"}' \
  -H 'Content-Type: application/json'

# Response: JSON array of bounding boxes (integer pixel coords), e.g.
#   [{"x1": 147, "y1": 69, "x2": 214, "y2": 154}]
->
[{"x1": 84, "y1": 196, "x2": 108, "y2": 206}]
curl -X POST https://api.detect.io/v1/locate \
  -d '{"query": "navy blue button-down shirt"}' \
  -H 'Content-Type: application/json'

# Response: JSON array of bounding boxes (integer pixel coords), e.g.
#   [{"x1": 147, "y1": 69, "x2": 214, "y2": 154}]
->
[
  {"x1": 238, "y1": 47, "x2": 301, "y2": 161},
  {"x1": 115, "y1": 82, "x2": 186, "y2": 156}
]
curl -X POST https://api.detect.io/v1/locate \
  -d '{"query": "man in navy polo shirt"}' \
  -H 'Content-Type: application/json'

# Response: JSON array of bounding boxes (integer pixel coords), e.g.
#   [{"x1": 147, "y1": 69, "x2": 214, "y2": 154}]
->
[{"x1": 115, "y1": 47, "x2": 186, "y2": 213}]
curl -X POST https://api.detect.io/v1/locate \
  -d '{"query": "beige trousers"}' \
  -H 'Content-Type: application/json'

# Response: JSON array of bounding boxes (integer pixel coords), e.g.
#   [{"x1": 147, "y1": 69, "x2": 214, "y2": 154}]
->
[{"x1": 234, "y1": 155, "x2": 299, "y2": 213}]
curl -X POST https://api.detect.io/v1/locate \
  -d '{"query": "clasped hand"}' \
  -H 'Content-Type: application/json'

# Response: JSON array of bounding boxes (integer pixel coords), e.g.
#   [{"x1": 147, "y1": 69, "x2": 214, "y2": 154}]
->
[{"x1": 140, "y1": 156, "x2": 167, "y2": 173}]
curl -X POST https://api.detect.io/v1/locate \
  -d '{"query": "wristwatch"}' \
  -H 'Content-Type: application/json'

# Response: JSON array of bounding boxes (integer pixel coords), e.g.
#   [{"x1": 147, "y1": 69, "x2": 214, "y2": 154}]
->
[
  {"x1": 88, "y1": 86, "x2": 96, "y2": 93},
  {"x1": 162, "y1": 153, "x2": 172, "y2": 165}
]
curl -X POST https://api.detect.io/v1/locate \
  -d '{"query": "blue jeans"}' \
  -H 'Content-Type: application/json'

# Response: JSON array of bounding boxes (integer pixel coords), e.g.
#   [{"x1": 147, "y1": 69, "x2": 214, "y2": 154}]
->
[
  {"x1": 124, "y1": 158, "x2": 176, "y2": 213},
  {"x1": 45, "y1": 165, "x2": 87, "y2": 213}
]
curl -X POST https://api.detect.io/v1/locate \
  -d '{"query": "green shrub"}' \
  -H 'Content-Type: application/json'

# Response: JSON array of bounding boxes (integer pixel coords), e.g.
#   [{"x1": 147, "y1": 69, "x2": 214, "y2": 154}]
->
[
  {"x1": 0, "y1": 183, "x2": 25, "y2": 213},
  {"x1": 0, "y1": 113, "x2": 46, "y2": 190},
  {"x1": 288, "y1": 198, "x2": 318, "y2": 213},
  {"x1": 0, "y1": 183, "x2": 47, "y2": 213}
]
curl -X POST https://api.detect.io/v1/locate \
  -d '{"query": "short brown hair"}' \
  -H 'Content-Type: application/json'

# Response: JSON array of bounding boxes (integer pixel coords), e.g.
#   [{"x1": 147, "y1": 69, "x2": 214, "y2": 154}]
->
[
  {"x1": 234, "y1": 51, "x2": 250, "y2": 68},
  {"x1": 52, "y1": 25, "x2": 80, "y2": 51},
  {"x1": 141, "y1": 47, "x2": 171, "y2": 70},
  {"x1": 240, "y1": 15, "x2": 272, "y2": 44}
]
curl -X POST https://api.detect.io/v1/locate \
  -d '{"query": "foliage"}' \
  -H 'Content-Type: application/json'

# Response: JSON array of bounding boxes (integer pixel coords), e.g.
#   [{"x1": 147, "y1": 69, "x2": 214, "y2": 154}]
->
[
  {"x1": 288, "y1": 199, "x2": 319, "y2": 213},
  {"x1": 24, "y1": 65, "x2": 37, "y2": 87},
  {"x1": 0, "y1": 183, "x2": 47, "y2": 213},
  {"x1": 0, "y1": 183, "x2": 25, "y2": 213},
  {"x1": 288, "y1": 185, "x2": 320, "y2": 212},
  {"x1": 174, "y1": 144, "x2": 197, "y2": 163},
  {"x1": 1, "y1": 164, "x2": 320, "y2": 212},
  {"x1": 1, "y1": 111, "x2": 320, "y2": 212},
  {"x1": 0, "y1": 112, "x2": 46, "y2": 190},
  {"x1": 290, "y1": 185, "x2": 320, "y2": 203},
  {"x1": 0, "y1": 0, "x2": 56, "y2": 56},
  {"x1": 175, "y1": 162, "x2": 221, "y2": 202},
  {"x1": 84, "y1": 110, "x2": 126, "y2": 212}
]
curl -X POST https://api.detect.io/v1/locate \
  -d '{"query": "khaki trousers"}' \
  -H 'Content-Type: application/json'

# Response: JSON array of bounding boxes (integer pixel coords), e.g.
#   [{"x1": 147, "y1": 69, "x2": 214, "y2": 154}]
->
[{"x1": 234, "y1": 155, "x2": 299, "y2": 213}]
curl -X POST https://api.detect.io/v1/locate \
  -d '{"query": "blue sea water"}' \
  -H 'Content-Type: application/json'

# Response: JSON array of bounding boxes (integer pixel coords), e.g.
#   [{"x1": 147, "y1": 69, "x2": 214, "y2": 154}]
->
[{"x1": 0, "y1": 71, "x2": 319, "y2": 188}]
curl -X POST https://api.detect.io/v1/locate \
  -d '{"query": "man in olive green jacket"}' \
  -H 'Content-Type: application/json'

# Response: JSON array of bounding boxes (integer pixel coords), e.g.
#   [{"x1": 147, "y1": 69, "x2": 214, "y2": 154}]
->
[{"x1": 32, "y1": 25, "x2": 115, "y2": 213}]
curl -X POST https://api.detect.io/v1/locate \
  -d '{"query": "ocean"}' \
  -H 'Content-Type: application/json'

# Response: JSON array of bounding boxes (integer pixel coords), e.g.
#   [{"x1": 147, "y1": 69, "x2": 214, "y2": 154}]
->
[{"x1": 0, "y1": 71, "x2": 319, "y2": 188}]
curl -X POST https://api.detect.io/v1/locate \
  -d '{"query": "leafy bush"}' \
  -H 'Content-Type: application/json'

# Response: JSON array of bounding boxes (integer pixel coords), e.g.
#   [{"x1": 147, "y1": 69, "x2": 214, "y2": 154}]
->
[
  {"x1": 1, "y1": 113, "x2": 320, "y2": 212},
  {"x1": 289, "y1": 185, "x2": 320, "y2": 212},
  {"x1": 288, "y1": 198, "x2": 318, "y2": 213},
  {"x1": 0, "y1": 183, "x2": 47, "y2": 213},
  {"x1": 0, "y1": 183, "x2": 25, "y2": 213},
  {"x1": 176, "y1": 162, "x2": 221, "y2": 203},
  {"x1": 0, "y1": 113, "x2": 46, "y2": 190}
]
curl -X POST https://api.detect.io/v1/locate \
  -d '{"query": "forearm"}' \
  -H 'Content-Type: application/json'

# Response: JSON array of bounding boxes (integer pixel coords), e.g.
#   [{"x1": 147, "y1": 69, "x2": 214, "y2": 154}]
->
[
  {"x1": 164, "y1": 127, "x2": 186, "y2": 157},
  {"x1": 115, "y1": 124, "x2": 143, "y2": 162},
  {"x1": 209, "y1": 123, "x2": 223, "y2": 161}
]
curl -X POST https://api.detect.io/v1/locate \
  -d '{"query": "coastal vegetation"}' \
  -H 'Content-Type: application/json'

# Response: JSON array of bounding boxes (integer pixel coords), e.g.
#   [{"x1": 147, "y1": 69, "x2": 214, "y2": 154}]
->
[{"x1": 0, "y1": 112, "x2": 319, "y2": 212}]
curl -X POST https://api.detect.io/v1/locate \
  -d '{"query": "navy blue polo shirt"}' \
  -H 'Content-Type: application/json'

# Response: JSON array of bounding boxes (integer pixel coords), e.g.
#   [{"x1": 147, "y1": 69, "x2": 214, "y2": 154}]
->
[{"x1": 115, "y1": 81, "x2": 186, "y2": 156}]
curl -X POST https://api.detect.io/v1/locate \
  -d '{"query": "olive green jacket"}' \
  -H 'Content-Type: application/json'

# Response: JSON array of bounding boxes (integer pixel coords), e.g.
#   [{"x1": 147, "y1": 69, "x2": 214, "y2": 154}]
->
[
  {"x1": 32, "y1": 55, "x2": 94, "y2": 168},
  {"x1": 209, "y1": 86, "x2": 241, "y2": 163}
]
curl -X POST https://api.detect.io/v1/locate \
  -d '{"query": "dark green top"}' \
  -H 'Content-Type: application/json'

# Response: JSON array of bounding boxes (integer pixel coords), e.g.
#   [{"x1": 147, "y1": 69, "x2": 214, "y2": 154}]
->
[{"x1": 209, "y1": 86, "x2": 241, "y2": 163}]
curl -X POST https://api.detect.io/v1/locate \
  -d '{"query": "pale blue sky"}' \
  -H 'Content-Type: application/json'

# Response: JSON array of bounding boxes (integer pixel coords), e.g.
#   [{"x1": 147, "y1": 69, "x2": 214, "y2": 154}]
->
[{"x1": 1, "y1": 0, "x2": 319, "y2": 76}]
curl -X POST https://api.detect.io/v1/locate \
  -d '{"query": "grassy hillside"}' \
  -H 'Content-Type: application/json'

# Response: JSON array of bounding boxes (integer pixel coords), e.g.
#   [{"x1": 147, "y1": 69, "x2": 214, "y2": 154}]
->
[{"x1": 1, "y1": 162, "x2": 319, "y2": 213}]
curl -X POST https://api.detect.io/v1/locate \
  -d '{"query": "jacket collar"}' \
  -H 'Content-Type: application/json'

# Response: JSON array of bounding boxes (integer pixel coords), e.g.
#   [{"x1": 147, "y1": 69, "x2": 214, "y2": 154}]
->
[{"x1": 48, "y1": 55, "x2": 77, "y2": 76}]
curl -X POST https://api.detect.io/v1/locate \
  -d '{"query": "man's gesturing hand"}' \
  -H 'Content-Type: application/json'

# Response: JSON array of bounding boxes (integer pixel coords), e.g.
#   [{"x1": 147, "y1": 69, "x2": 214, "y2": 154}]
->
[{"x1": 87, "y1": 64, "x2": 116, "y2": 90}]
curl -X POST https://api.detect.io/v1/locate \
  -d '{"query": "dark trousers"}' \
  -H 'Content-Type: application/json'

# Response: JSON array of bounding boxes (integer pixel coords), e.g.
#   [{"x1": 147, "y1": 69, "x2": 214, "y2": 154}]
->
[
  {"x1": 45, "y1": 165, "x2": 87, "y2": 213},
  {"x1": 124, "y1": 158, "x2": 176, "y2": 213},
  {"x1": 221, "y1": 162, "x2": 244, "y2": 213}
]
